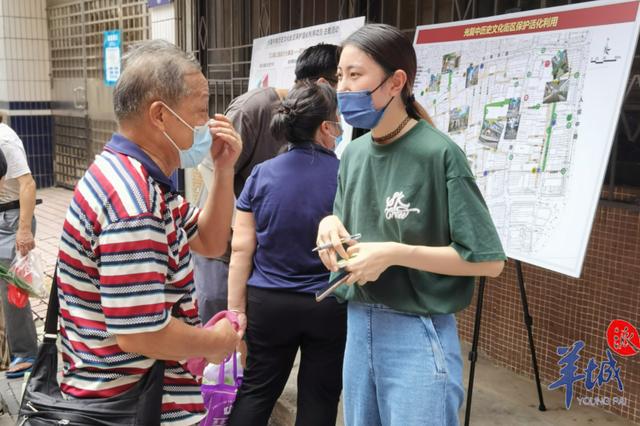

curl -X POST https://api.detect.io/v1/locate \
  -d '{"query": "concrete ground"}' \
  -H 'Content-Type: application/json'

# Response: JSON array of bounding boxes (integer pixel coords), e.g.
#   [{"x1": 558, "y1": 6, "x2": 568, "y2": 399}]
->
[
  {"x1": 1, "y1": 187, "x2": 637, "y2": 425},
  {"x1": 270, "y1": 345, "x2": 637, "y2": 426}
]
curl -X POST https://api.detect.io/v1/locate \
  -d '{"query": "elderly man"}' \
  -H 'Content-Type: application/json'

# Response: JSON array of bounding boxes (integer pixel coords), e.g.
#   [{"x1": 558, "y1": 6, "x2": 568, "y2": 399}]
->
[
  {"x1": 0, "y1": 114, "x2": 39, "y2": 379},
  {"x1": 55, "y1": 40, "x2": 242, "y2": 425}
]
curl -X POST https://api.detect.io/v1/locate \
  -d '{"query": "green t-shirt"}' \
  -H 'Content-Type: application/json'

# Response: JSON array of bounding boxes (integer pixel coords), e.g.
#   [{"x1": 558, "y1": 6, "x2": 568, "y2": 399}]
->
[{"x1": 333, "y1": 120, "x2": 506, "y2": 315}]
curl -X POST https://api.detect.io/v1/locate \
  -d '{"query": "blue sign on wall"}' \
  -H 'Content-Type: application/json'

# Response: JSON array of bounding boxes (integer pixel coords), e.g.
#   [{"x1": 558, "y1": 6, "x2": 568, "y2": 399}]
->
[
  {"x1": 148, "y1": 0, "x2": 173, "y2": 8},
  {"x1": 103, "y1": 30, "x2": 122, "y2": 86}
]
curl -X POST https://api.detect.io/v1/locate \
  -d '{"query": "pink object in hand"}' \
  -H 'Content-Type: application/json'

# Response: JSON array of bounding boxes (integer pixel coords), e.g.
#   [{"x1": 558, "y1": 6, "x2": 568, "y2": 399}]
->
[{"x1": 185, "y1": 310, "x2": 240, "y2": 377}]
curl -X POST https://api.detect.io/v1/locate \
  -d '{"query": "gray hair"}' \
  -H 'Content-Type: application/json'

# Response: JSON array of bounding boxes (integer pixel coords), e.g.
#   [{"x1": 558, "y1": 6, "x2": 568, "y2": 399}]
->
[{"x1": 113, "y1": 39, "x2": 201, "y2": 122}]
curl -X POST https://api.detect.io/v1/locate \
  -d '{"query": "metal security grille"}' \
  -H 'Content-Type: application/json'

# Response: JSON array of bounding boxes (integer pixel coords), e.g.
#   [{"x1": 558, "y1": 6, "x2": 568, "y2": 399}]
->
[
  {"x1": 52, "y1": 115, "x2": 89, "y2": 189},
  {"x1": 53, "y1": 116, "x2": 120, "y2": 189},
  {"x1": 49, "y1": 0, "x2": 150, "y2": 79},
  {"x1": 84, "y1": 0, "x2": 150, "y2": 79},
  {"x1": 199, "y1": 0, "x2": 639, "y2": 187},
  {"x1": 48, "y1": 2, "x2": 85, "y2": 79},
  {"x1": 47, "y1": 0, "x2": 149, "y2": 187},
  {"x1": 90, "y1": 118, "x2": 118, "y2": 158}
]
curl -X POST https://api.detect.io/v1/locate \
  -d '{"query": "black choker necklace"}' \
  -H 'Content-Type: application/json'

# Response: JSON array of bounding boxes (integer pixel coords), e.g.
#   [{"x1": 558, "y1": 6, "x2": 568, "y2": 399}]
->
[{"x1": 372, "y1": 116, "x2": 411, "y2": 143}]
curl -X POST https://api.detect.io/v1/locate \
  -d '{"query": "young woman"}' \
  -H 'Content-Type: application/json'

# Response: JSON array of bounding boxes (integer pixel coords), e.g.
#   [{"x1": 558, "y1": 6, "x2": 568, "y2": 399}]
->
[
  {"x1": 227, "y1": 81, "x2": 346, "y2": 426},
  {"x1": 316, "y1": 24, "x2": 506, "y2": 426}
]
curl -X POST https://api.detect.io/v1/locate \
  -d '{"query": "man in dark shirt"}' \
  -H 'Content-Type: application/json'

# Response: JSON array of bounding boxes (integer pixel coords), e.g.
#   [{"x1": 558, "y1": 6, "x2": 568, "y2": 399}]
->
[{"x1": 193, "y1": 43, "x2": 340, "y2": 322}]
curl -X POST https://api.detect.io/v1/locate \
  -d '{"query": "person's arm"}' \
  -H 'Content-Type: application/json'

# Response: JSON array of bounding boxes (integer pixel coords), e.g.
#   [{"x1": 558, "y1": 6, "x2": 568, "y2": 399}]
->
[
  {"x1": 190, "y1": 114, "x2": 242, "y2": 257},
  {"x1": 316, "y1": 216, "x2": 504, "y2": 286},
  {"x1": 192, "y1": 167, "x2": 235, "y2": 257},
  {"x1": 116, "y1": 316, "x2": 240, "y2": 364},
  {"x1": 391, "y1": 244, "x2": 504, "y2": 277},
  {"x1": 16, "y1": 173, "x2": 36, "y2": 256},
  {"x1": 227, "y1": 210, "x2": 257, "y2": 332},
  {"x1": 338, "y1": 241, "x2": 504, "y2": 286},
  {"x1": 98, "y1": 210, "x2": 242, "y2": 363}
]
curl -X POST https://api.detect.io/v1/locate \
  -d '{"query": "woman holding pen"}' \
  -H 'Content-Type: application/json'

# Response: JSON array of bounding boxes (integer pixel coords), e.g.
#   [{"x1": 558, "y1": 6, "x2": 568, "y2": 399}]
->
[
  {"x1": 227, "y1": 81, "x2": 346, "y2": 426},
  {"x1": 316, "y1": 24, "x2": 506, "y2": 426}
]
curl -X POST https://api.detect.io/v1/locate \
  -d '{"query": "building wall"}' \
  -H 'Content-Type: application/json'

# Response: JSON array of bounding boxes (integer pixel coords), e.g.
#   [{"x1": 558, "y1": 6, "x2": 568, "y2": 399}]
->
[
  {"x1": 456, "y1": 186, "x2": 640, "y2": 423},
  {"x1": 150, "y1": 2, "x2": 178, "y2": 42},
  {"x1": 0, "y1": 0, "x2": 54, "y2": 188}
]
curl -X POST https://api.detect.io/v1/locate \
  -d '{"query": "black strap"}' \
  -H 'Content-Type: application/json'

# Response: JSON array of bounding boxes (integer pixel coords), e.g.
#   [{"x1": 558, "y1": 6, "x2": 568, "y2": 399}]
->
[
  {"x1": 43, "y1": 266, "x2": 59, "y2": 340},
  {"x1": 0, "y1": 198, "x2": 43, "y2": 212}
]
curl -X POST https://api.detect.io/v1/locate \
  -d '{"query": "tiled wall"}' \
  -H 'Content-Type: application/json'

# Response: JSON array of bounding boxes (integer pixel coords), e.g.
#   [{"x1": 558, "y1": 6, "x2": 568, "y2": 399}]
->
[
  {"x1": 456, "y1": 186, "x2": 640, "y2": 423},
  {"x1": 0, "y1": 0, "x2": 53, "y2": 188},
  {"x1": 150, "y1": 3, "x2": 178, "y2": 43},
  {"x1": 10, "y1": 115, "x2": 53, "y2": 187}
]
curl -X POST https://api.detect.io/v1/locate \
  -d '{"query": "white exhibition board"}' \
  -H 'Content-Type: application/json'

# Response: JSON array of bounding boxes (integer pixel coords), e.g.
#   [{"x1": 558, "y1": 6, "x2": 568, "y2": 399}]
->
[
  {"x1": 248, "y1": 17, "x2": 365, "y2": 157},
  {"x1": 413, "y1": 0, "x2": 640, "y2": 277}
]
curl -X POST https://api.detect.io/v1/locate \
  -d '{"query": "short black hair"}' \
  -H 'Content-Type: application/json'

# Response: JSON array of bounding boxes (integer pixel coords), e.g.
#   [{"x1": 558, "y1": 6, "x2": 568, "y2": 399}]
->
[
  {"x1": 0, "y1": 148, "x2": 7, "y2": 180},
  {"x1": 294, "y1": 43, "x2": 340, "y2": 84}
]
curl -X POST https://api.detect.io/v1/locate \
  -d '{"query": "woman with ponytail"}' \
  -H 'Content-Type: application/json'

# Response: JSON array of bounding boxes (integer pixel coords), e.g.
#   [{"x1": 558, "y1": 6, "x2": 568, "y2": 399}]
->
[
  {"x1": 316, "y1": 24, "x2": 506, "y2": 426},
  {"x1": 227, "y1": 81, "x2": 346, "y2": 426}
]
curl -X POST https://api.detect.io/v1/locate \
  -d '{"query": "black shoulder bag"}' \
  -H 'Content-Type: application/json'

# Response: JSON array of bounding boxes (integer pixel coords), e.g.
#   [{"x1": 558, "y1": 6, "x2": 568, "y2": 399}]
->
[{"x1": 18, "y1": 269, "x2": 165, "y2": 425}]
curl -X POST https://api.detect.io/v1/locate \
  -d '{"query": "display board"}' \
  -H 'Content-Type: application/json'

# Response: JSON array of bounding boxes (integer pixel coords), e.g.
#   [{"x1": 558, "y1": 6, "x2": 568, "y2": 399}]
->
[
  {"x1": 413, "y1": 0, "x2": 640, "y2": 277},
  {"x1": 248, "y1": 17, "x2": 365, "y2": 157}
]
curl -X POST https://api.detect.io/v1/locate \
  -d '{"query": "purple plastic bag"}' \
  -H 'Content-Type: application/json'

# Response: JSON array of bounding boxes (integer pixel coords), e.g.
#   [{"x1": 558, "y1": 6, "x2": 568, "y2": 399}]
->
[{"x1": 200, "y1": 351, "x2": 242, "y2": 426}]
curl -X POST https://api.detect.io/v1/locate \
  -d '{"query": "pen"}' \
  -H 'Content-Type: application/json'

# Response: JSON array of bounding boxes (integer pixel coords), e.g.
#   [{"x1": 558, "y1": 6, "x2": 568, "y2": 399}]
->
[{"x1": 312, "y1": 233, "x2": 362, "y2": 252}]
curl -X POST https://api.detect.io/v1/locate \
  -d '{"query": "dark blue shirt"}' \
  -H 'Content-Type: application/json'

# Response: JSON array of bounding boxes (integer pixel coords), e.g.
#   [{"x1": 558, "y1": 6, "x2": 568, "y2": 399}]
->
[{"x1": 236, "y1": 142, "x2": 338, "y2": 294}]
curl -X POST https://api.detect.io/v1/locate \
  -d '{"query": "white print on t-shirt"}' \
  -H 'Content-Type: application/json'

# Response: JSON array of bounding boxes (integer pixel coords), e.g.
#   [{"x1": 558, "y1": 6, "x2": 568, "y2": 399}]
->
[{"x1": 384, "y1": 191, "x2": 421, "y2": 220}]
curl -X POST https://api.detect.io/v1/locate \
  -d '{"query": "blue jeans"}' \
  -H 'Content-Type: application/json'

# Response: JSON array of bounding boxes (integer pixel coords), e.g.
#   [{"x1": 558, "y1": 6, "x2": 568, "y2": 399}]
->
[{"x1": 343, "y1": 302, "x2": 464, "y2": 426}]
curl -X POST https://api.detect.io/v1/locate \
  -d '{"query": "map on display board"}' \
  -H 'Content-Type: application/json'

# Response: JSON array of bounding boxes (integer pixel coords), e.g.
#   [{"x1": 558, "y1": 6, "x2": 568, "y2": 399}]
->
[
  {"x1": 248, "y1": 17, "x2": 365, "y2": 157},
  {"x1": 413, "y1": 0, "x2": 640, "y2": 277}
]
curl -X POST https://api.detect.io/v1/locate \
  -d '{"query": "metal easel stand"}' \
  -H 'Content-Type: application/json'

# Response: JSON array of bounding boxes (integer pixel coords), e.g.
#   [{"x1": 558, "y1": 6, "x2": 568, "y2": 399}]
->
[{"x1": 464, "y1": 260, "x2": 546, "y2": 426}]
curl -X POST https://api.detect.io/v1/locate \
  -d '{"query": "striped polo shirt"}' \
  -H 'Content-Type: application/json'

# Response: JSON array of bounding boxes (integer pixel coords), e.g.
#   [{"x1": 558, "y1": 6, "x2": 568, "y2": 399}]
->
[{"x1": 57, "y1": 133, "x2": 205, "y2": 425}]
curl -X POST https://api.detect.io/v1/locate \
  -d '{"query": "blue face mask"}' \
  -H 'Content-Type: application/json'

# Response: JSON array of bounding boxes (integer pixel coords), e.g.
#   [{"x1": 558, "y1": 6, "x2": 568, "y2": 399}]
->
[
  {"x1": 161, "y1": 103, "x2": 212, "y2": 169},
  {"x1": 326, "y1": 121, "x2": 343, "y2": 150},
  {"x1": 337, "y1": 76, "x2": 393, "y2": 129}
]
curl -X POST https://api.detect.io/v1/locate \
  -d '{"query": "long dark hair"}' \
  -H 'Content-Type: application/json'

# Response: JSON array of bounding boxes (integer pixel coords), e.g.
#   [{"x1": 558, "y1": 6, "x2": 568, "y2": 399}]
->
[
  {"x1": 342, "y1": 23, "x2": 434, "y2": 126},
  {"x1": 271, "y1": 81, "x2": 337, "y2": 144}
]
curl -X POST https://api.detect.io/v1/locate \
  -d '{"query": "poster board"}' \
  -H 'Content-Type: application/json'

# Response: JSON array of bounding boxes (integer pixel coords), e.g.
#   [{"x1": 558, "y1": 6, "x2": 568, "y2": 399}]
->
[
  {"x1": 412, "y1": 0, "x2": 640, "y2": 277},
  {"x1": 248, "y1": 17, "x2": 365, "y2": 157}
]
